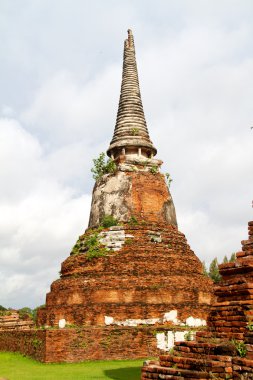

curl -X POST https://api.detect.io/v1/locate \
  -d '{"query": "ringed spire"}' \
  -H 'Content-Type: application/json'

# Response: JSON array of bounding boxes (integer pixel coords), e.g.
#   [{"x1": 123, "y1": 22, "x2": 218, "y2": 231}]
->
[{"x1": 107, "y1": 29, "x2": 157, "y2": 159}]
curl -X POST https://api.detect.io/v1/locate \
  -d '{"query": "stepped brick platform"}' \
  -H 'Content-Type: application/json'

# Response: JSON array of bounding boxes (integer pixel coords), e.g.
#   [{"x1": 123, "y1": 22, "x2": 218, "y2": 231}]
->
[
  {"x1": 142, "y1": 221, "x2": 253, "y2": 379},
  {"x1": 37, "y1": 221, "x2": 212, "y2": 328}
]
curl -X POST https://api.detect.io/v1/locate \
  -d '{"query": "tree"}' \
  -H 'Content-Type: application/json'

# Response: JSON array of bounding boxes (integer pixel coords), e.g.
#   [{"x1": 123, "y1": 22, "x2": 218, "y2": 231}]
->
[
  {"x1": 223, "y1": 255, "x2": 228, "y2": 263},
  {"x1": 203, "y1": 253, "x2": 237, "y2": 283},
  {"x1": 230, "y1": 253, "x2": 236, "y2": 262},
  {"x1": 209, "y1": 258, "x2": 221, "y2": 283},
  {"x1": 18, "y1": 307, "x2": 33, "y2": 320}
]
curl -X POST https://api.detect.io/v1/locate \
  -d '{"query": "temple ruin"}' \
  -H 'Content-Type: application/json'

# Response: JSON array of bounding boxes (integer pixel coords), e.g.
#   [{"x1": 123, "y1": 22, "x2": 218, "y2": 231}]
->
[
  {"x1": 2, "y1": 30, "x2": 245, "y2": 366},
  {"x1": 33, "y1": 30, "x2": 213, "y2": 359}
]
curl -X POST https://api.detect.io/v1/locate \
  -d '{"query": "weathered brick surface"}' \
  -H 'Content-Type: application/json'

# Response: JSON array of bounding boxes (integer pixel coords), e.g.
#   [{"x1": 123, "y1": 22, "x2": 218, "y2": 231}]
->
[
  {"x1": 0, "y1": 326, "x2": 178, "y2": 363},
  {"x1": 0, "y1": 311, "x2": 34, "y2": 331},
  {"x1": 37, "y1": 222, "x2": 212, "y2": 328},
  {"x1": 0, "y1": 330, "x2": 45, "y2": 361},
  {"x1": 142, "y1": 221, "x2": 253, "y2": 379}
]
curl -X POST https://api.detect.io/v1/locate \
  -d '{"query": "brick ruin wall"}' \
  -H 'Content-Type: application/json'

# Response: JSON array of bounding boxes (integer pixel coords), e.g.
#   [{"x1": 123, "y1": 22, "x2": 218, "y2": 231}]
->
[
  {"x1": 0, "y1": 330, "x2": 45, "y2": 361},
  {"x1": 142, "y1": 220, "x2": 253, "y2": 379},
  {"x1": 0, "y1": 325, "x2": 199, "y2": 363}
]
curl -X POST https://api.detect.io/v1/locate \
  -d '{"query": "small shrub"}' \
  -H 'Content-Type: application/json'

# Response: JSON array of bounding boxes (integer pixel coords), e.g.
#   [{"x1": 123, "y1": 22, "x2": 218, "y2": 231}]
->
[
  {"x1": 128, "y1": 216, "x2": 138, "y2": 225},
  {"x1": 101, "y1": 215, "x2": 118, "y2": 228},
  {"x1": 91, "y1": 152, "x2": 116, "y2": 180},
  {"x1": 18, "y1": 307, "x2": 33, "y2": 320},
  {"x1": 70, "y1": 239, "x2": 83, "y2": 255},
  {"x1": 231, "y1": 339, "x2": 247, "y2": 357},
  {"x1": 32, "y1": 338, "x2": 42, "y2": 349},
  {"x1": 246, "y1": 320, "x2": 253, "y2": 331},
  {"x1": 184, "y1": 330, "x2": 193, "y2": 341},
  {"x1": 149, "y1": 165, "x2": 158, "y2": 174},
  {"x1": 131, "y1": 128, "x2": 139, "y2": 135},
  {"x1": 165, "y1": 172, "x2": 173, "y2": 188},
  {"x1": 84, "y1": 233, "x2": 108, "y2": 261}
]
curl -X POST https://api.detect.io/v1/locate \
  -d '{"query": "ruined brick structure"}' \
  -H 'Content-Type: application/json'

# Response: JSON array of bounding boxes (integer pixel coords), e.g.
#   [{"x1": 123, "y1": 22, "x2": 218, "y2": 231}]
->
[
  {"x1": 0, "y1": 311, "x2": 34, "y2": 331},
  {"x1": 0, "y1": 30, "x2": 213, "y2": 363},
  {"x1": 142, "y1": 221, "x2": 253, "y2": 379},
  {"x1": 37, "y1": 30, "x2": 212, "y2": 335}
]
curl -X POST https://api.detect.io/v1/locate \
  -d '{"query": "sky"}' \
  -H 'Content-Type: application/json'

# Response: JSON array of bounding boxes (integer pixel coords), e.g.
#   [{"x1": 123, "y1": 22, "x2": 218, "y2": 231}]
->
[{"x1": 0, "y1": 0, "x2": 253, "y2": 309}]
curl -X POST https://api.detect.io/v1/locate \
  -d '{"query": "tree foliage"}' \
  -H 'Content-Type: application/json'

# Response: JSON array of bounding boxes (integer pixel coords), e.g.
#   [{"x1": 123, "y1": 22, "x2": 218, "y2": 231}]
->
[
  {"x1": 202, "y1": 253, "x2": 237, "y2": 283},
  {"x1": 91, "y1": 152, "x2": 116, "y2": 180}
]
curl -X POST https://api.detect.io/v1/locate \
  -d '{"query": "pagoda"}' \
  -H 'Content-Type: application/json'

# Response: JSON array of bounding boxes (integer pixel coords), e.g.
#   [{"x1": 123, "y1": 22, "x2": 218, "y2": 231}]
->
[{"x1": 36, "y1": 30, "x2": 213, "y2": 362}]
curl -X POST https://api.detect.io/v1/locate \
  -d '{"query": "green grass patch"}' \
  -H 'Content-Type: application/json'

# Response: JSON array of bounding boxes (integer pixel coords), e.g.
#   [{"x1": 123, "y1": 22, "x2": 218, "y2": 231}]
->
[{"x1": 0, "y1": 352, "x2": 144, "y2": 379}]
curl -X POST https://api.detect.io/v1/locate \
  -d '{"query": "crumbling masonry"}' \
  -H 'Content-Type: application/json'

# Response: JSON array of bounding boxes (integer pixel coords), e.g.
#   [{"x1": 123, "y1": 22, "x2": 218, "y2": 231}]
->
[
  {"x1": 142, "y1": 221, "x2": 253, "y2": 379},
  {"x1": 1, "y1": 30, "x2": 214, "y2": 362}
]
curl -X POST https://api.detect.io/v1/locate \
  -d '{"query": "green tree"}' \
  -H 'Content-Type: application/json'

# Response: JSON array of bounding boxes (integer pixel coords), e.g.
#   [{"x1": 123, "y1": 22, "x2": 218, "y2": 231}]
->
[
  {"x1": 32, "y1": 305, "x2": 45, "y2": 322},
  {"x1": 230, "y1": 252, "x2": 236, "y2": 262},
  {"x1": 209, "y1": 258, "x2": 221, "y2": 283},
  {"x1": 223, "y1": 255, "x2": 228, "y2": 263},
  {"x1": 18, "y1": 307, "x2": 33, "y2": 320},
  {"x1": 204, "y1": 253, "x2": 237, "y2": 283},
  {"x1": 0, "y1": 305, "x2": 6, "y2": 311}
]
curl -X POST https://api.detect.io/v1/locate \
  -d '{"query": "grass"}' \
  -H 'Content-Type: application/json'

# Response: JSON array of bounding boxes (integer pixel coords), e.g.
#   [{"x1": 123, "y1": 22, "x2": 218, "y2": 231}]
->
[{"x1": 0, "y1": 352, "x2": 145, "y2": 380}]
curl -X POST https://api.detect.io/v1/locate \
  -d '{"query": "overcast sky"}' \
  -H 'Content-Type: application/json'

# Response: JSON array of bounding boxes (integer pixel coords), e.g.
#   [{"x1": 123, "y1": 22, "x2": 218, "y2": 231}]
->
[{"x1": 0, "y1": 0, "x2": 253, "y2": 309}]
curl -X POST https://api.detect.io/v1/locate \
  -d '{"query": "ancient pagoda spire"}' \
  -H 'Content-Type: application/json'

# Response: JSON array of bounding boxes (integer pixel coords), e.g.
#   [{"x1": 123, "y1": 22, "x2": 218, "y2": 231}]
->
[{"x1": 107, "y1": 29, "x2": 157, "y2": 159}]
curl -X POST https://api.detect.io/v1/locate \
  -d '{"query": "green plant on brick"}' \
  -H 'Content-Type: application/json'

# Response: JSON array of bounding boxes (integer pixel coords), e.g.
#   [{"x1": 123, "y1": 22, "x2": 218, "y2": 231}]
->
[
  {"x1": 91, "y1": 152, "x2": 116, "y2": 180},
  {"x1": 31, "y1": 338, "x2": 42, "y2": 349},
  {"x1": 246, "y1": 320, "x2": 253, "y2": 331},
  {"x1": 128, "y1": 216, "x2": 138, "y2": 225},
  {"x1": 149, "y1": 165, "x2": 158, "y2": 174},
  {"x1": 231, "y1": 339, "x2": 247, "y2": 357},
  {"x1": 184, "y1": 330, "x2": 193, "y2": 341},
  {"x1": 131, "y1": 127, "x2": 139, "y2": 135},
  {"x1": 101, "y1": 215, "x2": 118, "y2": 228},
  {"x1": 84, "y1": 233, "x2": 107, "y2": 260}
]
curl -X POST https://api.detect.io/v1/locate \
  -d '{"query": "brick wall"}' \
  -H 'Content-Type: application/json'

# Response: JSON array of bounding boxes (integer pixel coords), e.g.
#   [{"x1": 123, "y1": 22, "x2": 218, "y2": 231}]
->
[
  {"x1": 0, "y1": 330, "x2": 46, "y2": 361},
  {"x1": 0, "y1": 325, "x2": 183, "y2": 363}
]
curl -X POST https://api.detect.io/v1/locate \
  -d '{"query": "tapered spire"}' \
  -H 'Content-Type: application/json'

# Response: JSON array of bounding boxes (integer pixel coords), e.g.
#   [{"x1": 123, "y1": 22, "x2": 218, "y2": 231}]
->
[{"x1": 107, "y1": 29, "x2": 157, "y2": 159}]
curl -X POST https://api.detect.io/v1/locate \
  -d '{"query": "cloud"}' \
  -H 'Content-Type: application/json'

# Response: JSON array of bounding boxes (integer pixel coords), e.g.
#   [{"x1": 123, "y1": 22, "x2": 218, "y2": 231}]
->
[
  {"x1": 22, "y1": 67, "x2": 121, "y2": 148},
  {"x1": 0, "y1": 118, "x2": 91, "y2": 308},
  {"x1": 136, "y1": 17, "x2": 253, "y2": 263}
]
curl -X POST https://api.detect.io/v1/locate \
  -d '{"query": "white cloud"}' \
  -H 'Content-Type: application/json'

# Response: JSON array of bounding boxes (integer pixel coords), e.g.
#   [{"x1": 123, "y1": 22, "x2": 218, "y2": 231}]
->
[
  {"x1": 0, "y1": 118, "x2": 91, "y2": 307},
  {"x1": 22, "y1": 66, "x2": 120, "y2": 147}
]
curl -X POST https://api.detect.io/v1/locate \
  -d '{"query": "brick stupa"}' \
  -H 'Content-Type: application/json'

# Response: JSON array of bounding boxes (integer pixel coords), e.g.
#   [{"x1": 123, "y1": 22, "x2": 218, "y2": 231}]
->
[
  {"x1": 142, "y1": 221, "x2": 253, "y2": 379},
  {"x1": 35, "y1": 30, "x2": 213, "y2": 361}
]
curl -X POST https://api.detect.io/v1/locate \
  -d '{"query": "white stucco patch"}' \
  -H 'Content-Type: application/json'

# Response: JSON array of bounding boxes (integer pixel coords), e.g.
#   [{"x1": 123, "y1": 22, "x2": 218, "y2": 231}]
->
[
  {"x1": 163, "y1": 310, "x2": 178, "y2": 324},
  {"x1": 156, "y1": 332, "x2": 167, "y2": 350},
  {"x1": 58, "y1": 319, "x2": 66, "y2": 328},
  {"x1": 175, "y1": 331, "x2": 186, "y2": 342},
  {"x1": 156, "y1": 330, "x2": 193, "y2": 351},
  {"x1": 113, "y1": 318, "x2": 160, "y2": 327},
  {"x1": 104, "y1": 316, "x2": 114, "y2": 325},
  {"x1": 98, "y1": 228, "x2": 134, "y2": 251},
  {"x1": 186, "y1": 316, "x2": 206, "y2": 327}
]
